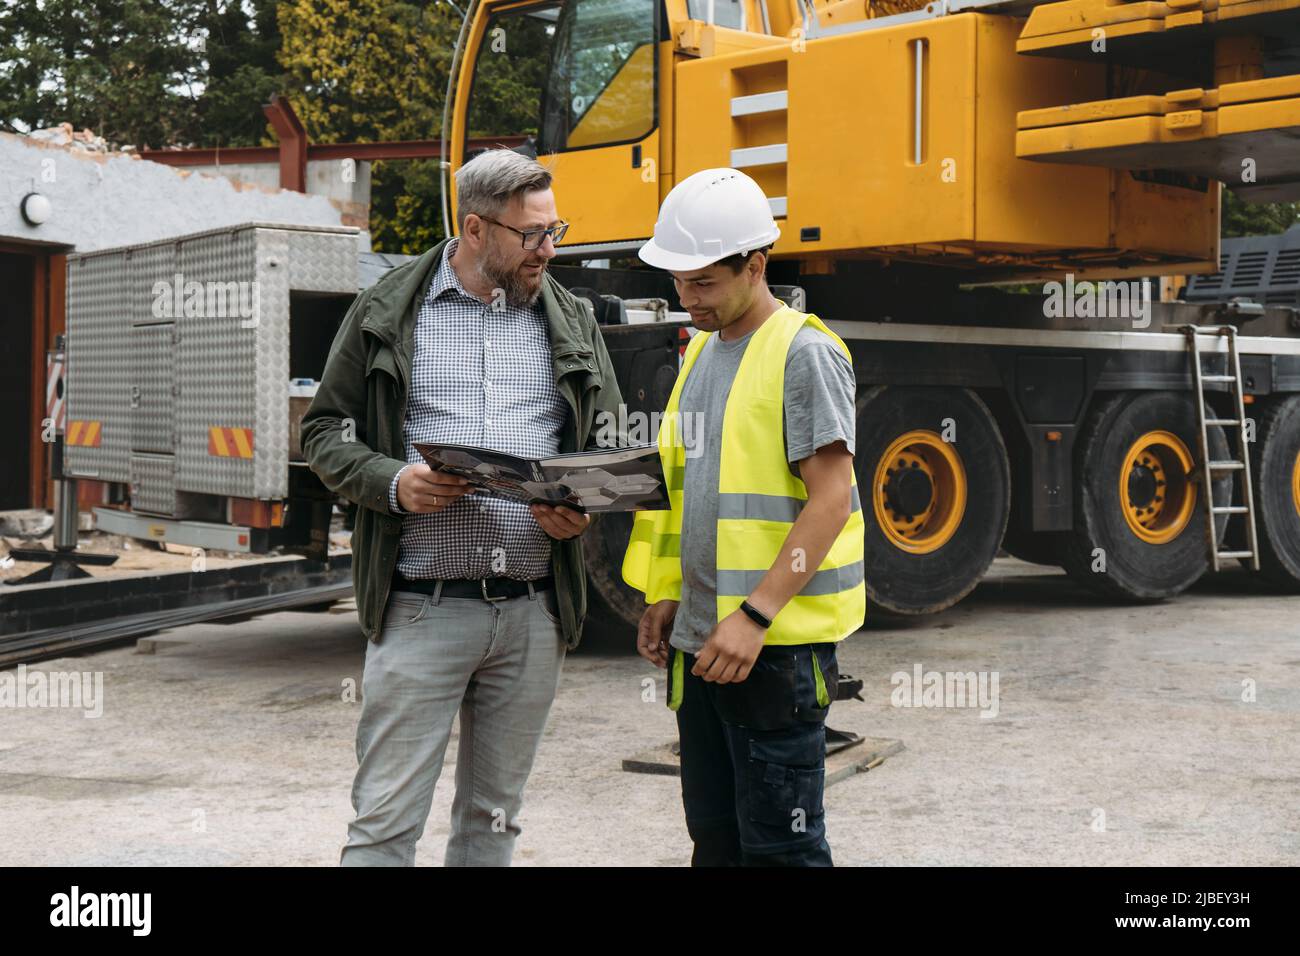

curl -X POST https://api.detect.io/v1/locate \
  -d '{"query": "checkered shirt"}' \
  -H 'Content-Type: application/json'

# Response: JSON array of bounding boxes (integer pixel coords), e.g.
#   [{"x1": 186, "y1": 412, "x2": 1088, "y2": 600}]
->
[{"x1": 387, "y1": 238, "x2": 568, "y2": 580}]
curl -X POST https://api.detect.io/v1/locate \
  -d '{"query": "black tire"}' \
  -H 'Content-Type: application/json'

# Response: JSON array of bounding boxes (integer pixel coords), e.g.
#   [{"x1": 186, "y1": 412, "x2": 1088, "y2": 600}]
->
[
  {"x1": 857, "y1": 386, "x2": 1010, "y2": 614},
  {"x1": 576, "y1": 322, "x2": 680, "y2": 652},
  {"x1": 578, "y1": 511, "x2": 643, "y2": 650},
  {"x1": 1244, "y1": 394, "x2": 1300, "y2": 591},
  {"x1": 1060, "y1": 391, "x2": 1232, "y2": 600}
]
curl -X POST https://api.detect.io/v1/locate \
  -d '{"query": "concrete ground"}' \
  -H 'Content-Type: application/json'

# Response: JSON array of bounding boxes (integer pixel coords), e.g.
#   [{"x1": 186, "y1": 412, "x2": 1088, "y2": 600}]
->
[{"x1": 2, "y1": 558, "x2": 1296, "y2": 866}]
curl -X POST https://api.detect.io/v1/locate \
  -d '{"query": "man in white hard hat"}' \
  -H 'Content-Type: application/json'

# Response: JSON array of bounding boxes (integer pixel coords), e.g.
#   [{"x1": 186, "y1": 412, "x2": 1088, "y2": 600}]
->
[{"x1": 622, "y1": 168, "x2": 866, "y2": 866}]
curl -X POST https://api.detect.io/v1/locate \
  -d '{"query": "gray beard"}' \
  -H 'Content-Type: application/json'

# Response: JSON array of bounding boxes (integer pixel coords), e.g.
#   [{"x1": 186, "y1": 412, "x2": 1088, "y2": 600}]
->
[{"x1": 476, "y1": 245, "x2": 544, "y2": 309}]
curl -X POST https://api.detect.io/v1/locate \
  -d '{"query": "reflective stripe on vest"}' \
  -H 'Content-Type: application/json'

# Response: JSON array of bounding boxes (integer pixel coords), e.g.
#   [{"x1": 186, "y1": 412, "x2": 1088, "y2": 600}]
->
[{"x1": 621, "y1": 305, "x2": 866, "y2": 645}]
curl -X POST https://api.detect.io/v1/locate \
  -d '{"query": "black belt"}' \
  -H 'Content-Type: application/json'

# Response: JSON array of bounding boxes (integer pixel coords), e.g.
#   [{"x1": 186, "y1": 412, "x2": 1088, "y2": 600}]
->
[{"x1": 392, "y1": 572, "x2": 553, "y2": 602}]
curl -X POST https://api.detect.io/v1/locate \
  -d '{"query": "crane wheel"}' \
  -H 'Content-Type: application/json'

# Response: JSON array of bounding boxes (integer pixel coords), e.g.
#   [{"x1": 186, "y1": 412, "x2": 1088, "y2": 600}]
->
[
  {"x1": 1118, "y1": 429, "x2": 1198, "y2": 544},
  {"x1": 1242, "y1": 394, "x2": 1300, "y2": 591},
  {"x1": 1060, "y1": 392, "x2": 1232, "y2": 600},
  {"x1": 857, "y1": 386, "x2": 1009, "y2": 614}
]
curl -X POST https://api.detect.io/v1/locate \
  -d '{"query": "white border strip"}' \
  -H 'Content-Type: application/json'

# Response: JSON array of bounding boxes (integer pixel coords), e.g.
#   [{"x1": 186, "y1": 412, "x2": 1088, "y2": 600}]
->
[{"x1": 823, "y1": 320, "x2": 1300, "y2": 356}]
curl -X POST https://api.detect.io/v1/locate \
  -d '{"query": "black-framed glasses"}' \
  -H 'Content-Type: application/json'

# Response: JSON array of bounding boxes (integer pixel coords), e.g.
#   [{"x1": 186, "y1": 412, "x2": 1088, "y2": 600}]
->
[{"x1": 478, "y1": 215, "x2": 570, "y2": 250}]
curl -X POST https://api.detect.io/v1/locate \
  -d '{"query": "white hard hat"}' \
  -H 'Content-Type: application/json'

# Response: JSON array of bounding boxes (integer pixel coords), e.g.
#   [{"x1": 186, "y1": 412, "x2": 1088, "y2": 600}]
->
[{"x1": 638, "y1": 168, "x2": 781, "y2": 271}]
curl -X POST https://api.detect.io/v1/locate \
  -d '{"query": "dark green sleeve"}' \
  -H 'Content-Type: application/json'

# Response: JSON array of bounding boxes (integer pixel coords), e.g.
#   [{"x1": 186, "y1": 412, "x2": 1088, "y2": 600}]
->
[
  {"x1": 300, "y1": 287, "x2": 407, "y2": 514},
  {"x1": 584, "y1": 309, "x2": 628, "y2": 451}
]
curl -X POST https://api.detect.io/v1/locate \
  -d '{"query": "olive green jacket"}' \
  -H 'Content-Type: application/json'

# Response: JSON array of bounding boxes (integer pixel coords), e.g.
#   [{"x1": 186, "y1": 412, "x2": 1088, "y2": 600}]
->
[{"x1": 301, "y1": 237, "x2": 625, "y2": 649}]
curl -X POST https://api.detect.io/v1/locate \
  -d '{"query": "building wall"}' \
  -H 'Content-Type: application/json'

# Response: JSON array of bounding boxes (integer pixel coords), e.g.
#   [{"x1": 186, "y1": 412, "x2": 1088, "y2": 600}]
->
[
  {"x1": 0, "y1": 133, "x2": 352, "y2": 253},
  {"x1": 175, "y1": 159, "x2": 372, "y2": 236}
]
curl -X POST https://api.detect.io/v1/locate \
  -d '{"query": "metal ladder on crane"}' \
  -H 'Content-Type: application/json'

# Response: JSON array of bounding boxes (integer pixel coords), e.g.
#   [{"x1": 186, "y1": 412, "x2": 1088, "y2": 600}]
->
[{"x1": 1178, "y1": 324, "x2": 1261, "y2": 572}]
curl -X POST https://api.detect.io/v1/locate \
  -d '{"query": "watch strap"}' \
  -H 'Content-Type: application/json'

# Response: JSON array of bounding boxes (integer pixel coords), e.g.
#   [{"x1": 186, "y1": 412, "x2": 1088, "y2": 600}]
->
[{"x1": 739, "y1": 599, "x2": 772, "y2": 629}]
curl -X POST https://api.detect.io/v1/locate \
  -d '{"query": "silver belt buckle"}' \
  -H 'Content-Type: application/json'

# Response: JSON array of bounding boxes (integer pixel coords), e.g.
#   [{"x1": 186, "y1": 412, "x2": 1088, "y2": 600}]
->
[{"x1": 480, "y1": 579, "x2": 508, "y2": 602}]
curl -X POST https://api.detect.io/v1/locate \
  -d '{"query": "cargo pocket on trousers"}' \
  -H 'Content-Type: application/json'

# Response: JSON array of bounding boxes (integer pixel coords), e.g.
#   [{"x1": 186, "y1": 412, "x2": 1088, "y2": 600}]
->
[
  {"x1": 746, "y1": 727, "x2": 826, "y2": 829},
  {"x1": 713, "y1": 653, "x2": 798, "y2": 730},
  {"x1": 798, "y1": 644, "x2": 838, "y2": 721}
]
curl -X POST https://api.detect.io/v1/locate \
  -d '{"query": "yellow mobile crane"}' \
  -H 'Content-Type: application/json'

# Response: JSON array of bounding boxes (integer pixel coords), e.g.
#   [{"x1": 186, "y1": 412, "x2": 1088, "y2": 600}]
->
[{"x1": 439, "y1": 0, "x2": 1300, "y2": 631}]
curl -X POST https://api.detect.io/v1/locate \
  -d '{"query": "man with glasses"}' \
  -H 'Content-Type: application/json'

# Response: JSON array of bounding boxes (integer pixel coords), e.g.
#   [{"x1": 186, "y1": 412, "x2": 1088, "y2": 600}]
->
[{"x1": 302, "y1": 147, "x2": 624, "y2": 866}]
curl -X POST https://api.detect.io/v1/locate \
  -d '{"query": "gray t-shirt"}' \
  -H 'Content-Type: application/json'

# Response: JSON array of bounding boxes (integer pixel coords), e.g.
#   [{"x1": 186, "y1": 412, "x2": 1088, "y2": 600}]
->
[{"x1": 669, "y1": 321, "x2": 857, "y2": 653}]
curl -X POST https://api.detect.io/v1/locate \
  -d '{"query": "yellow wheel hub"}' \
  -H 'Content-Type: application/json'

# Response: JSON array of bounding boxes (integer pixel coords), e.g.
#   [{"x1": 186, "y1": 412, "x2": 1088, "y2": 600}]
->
[
  {"x1": 1292, "y1": 449, "x2": 1300, "y2": 519},
  {"x1": 872, "y1": 430, "x2": 967, "y2": 554},
  {"x1": 1119, "y1": 430, "x2": 1197, "y2": 545}
]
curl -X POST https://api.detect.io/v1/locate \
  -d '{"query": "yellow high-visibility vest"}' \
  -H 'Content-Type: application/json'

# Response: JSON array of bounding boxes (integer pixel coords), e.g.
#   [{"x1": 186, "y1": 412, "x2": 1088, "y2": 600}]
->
[{"x1": 622, "y1": 305, "x2": 866, "y2": 645}]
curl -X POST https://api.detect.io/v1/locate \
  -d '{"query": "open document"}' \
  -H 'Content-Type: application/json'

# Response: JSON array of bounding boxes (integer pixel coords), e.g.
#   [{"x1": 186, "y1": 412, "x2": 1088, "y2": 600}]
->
[{"x1": 412, "y1": 442, "x2": 668, "y2": 514}]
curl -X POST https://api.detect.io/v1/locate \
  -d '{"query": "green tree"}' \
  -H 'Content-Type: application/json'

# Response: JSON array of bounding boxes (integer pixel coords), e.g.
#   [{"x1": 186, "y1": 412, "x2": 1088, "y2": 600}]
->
[
  {"x1": 278, "y1": 0, "x2": 551, "y2": 254},
  {"x1": 277, "y1": 0, "x2": 460, "y2": 253},
  {"x1": 1222, "y1": 189, "x2": 1300, "y2": 238},
  {"x1": 0, "y1": 0, "x2": 285, "y2": 148},
  {"x1": 194, "y1": 0, "x2": 286, "y2": 147},
  {"x1": 277, "y1": 0, "x2": 451, "y2": 142},
  {"x1": 0, "y1": 0, "x2": 205, "y2": 146}
]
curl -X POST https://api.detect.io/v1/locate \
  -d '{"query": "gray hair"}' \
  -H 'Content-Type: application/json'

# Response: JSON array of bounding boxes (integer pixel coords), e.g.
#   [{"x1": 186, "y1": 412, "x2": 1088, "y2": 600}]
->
[{"x1": 454, "y1": 148, "x2": 553, "y2": 234}]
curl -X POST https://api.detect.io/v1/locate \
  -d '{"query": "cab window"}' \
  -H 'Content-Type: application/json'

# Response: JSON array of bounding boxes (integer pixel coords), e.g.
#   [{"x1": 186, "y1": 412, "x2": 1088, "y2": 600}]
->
[
  {"x1": 540, "y1": 0, "x2": 656, "y2": 151},
  {"x1": 463, "y1": 0, "x2": 656, "y2": 155}
]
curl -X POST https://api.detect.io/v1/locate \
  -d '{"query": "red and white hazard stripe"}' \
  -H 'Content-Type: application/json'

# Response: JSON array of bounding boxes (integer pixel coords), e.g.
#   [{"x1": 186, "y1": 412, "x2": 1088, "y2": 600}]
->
[{"x1": 46, "y1": 351, "x2": 65, "y2": 433}]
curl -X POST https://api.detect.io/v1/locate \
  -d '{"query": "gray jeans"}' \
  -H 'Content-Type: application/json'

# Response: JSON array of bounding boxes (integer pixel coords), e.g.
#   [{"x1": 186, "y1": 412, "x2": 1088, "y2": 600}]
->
[{"x1": 340, "y1": 581, "x2": 566, "y2": 866}]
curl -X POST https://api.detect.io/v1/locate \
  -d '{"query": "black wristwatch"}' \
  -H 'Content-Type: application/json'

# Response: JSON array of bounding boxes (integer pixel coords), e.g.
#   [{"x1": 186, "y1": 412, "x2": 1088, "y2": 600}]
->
[{"x1": 739, "y1": 599, "x2": 772, "y2": 629}]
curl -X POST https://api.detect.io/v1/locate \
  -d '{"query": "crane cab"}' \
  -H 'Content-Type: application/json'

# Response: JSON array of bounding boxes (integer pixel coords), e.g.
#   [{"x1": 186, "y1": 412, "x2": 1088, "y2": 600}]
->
[{"x1": 450, "y1": 0, "x2": 666, "y2": 257}]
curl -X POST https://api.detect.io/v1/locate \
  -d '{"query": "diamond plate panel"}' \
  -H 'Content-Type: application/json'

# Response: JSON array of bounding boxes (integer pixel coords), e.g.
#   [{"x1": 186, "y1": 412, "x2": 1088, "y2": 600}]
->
[
  {"x1": 65, "y1": 252, "x2": 131, "y2": 483},
  {"x1": 130, "y1": 241, "x2": 177, "y2": 325},
  {"x1": 130, "y1": 453, "x2": 175, "y2": 516},
  {"x1": 68, "y1": 224, "x2": 358, "y2": 504},
  {"x1": 286, "y1": 230, "x2": 360, "y2": 293},
  {"x1": 175, "y1": 228, "x2": 261, "y2": 499},
  {"x1": 251, "y1": 229, "x2": 291, "y2": 498},
  {"x1": 131, "y1": 323, "x2": 176, "y2": 454}
]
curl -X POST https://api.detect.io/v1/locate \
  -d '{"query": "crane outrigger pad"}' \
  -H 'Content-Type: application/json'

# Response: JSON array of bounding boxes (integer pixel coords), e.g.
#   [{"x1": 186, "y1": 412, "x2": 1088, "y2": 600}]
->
[
  {"x1": 1017, "y1": 0, "x2": 1300, "y2": 63},
  {"x1": 1016, "y1": 75, "x2": 1300, "y2": 201}
]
